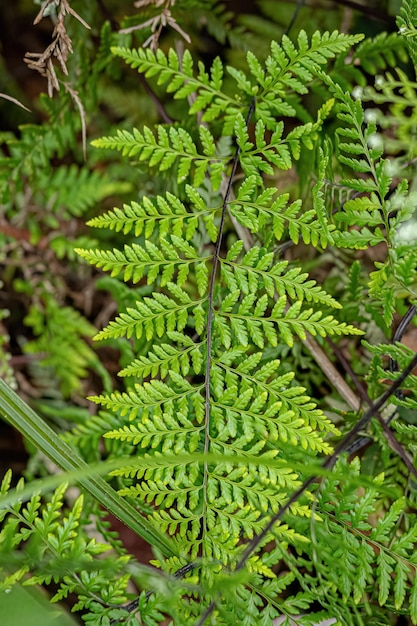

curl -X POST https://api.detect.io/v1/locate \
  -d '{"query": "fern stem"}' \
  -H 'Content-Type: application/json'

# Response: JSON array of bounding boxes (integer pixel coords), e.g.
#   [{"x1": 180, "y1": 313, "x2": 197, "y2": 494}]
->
[
  {"x1": 376, "y1": 412, "x2": 417, "y2": 480},
  {"x1": 202, "y1": 97, "x2": 256, "y2": 550},
  {"x1": 286, "y1": 0, "x2": 305, "y2": 36},
  {"x1": 346, "y1": 305, "x2": 417, "y2": 455}
]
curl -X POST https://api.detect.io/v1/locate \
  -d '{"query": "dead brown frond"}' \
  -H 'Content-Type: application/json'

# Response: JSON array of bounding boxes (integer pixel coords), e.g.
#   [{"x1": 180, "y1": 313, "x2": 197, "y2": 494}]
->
[
  {"x1": 24, "y1": 0, "x2": 90, "y2": 98},
  {"x1": 120, "y1": 0, "x2": 190, "y2": 50},
  {"x1": 24, "y1": 1, "x2": 90, "y2": 157}
]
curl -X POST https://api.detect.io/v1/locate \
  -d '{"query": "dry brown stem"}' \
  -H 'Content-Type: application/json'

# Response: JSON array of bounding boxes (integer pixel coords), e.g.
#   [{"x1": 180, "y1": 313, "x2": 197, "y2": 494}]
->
[
  {"x1": 24, "y1": 0, "x2": 90, "y2": 97},
  {"x1": 120, "y1": 0, "x2": 190, "y2": 50}
]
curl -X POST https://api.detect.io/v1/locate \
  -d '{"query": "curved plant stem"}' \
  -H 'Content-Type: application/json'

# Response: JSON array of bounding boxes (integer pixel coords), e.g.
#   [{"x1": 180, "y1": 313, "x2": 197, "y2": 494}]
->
[{"x1": 0, "y1": 378, "x2": 177, "y2": 558}]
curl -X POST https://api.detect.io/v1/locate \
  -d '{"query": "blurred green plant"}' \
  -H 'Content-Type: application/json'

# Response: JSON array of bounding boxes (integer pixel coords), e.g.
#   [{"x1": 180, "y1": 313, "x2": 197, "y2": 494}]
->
[{"x1": 1, "y1": 1, "x2": 417, "y2": 625}]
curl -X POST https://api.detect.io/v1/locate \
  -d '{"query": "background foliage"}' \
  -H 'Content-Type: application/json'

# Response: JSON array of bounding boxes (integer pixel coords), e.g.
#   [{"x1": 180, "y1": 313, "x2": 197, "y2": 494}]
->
[{"x1": 1, "y1": 1, "x2": 417, "y2": 625}]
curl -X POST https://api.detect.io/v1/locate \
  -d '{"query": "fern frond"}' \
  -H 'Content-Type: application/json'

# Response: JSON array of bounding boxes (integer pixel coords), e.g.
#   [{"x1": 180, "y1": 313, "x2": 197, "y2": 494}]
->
[
  {"x1": 106, "y1": 450, "x2": 304, "y2": 563},
  {"x1": 86, "y1": 186, "x2": 220, "y2": 242},
  {"x1": 360, "y1": 68, "x2": 417, "y2": 158},
  {"x1": 105, "y1": 411, "x2": 202, "y2": 454},
  {"x1": 333, "y1": 226, "x2": 386, "y2": 250},
  {"x1": 215, "y1": 294, "x2": 362, "y2": 349},
  {"x1": 308, "y1": 458, "x2": 417, "y2": 619},
  {"x1": 353, "y1": 32, "x2": 408, "y2": 79},
  {"x1": 236, "y1": 102, "x2": 334, "y2": 179},
  {"x1": 92, "y1": 124, "x2": 226, "y2": 190},
  {"x1": 256, "y1": 30, "x2": 364, "y2": 101},
  {"x1": 230, "y1": 175, "x2": 334, "y2": 247},
  {"x1": 37, "y1": 164, "x2": 126, "y2": 218},
  {"x1": 111, "y1": 33, "x2": 362, "y2": 134},
  {"x1": 23, "y1": 296, "x2": 97, "y2": 398},
  {"x1": 212, "y1": 350, "x2": 338, "y2": 436},
  {"x1": 397, "y1": 0, "x2": 417, "y2": 68},
  {"x1": 93, "y1": 284, "x2": 207, "y2": 341},
  {"x1": 79, "y1": 28, "x2": 374, "y2": 622},
  {"x1": 91, "y1": 375, "x2": 205, "y2": 421},
  {"x1": 64, "y1": 409, "x2": 130, "y2": 454},
  {"x1": 221, "y1": 241, "x2": 341, "y2": 307},
  {"x1": 0, "y1": 473, "x2": 130, "y2": 608},
  {"x1": 119, "y1": 333, "x2": 205, "y2": 379},
  {"x1": 111, "y1": 46, "x2": 241, "y2": 123},
  {"x1": 76, "y1": 238, "x2": 211, "y2": 292}
]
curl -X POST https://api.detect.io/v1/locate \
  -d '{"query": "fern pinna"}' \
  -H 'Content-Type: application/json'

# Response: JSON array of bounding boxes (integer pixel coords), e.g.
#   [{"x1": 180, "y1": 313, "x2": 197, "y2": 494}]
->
[{"x1": 74, "y1": 30, "x2": 410, "y2": 624}]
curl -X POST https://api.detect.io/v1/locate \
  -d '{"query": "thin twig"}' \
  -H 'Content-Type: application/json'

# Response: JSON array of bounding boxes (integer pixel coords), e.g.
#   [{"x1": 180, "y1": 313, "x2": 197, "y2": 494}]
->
[
  {"x1": 303, "y1": 333, "x2": 361, "y2": 411},
  {"x1": 109, "y1": 563, "x2": 197, "y2": 623},
  {"x1": 376, "y1": 413, "x2": 417, "y2": 481},
  {"x1": 0, "y1": 93, "x2": 31, "y2": 112},
  {"x1": 332, "y1": 0, "x2": 391, "y2": 23},
  {"x1": 339, "y1": 305, "x2": 417, "y2": 456},
  {"x1": 137, "y1": 74, "x2": 173, "y2": 124},
  {"x1": 326, "y1": 337, "x2": 370, "y2": 407},
  {"x1": 391, "y1": 304, "x2": 417, "y2": 373},
  {"x1": 286, "y1": 0, "x2": 306, "y2": 36},
  {"x1": 96, "y1": 0, "x2": 119, "y2": 30},
  {"x1": 62, "y1": 82, "x2": 87, "y2": 160}
]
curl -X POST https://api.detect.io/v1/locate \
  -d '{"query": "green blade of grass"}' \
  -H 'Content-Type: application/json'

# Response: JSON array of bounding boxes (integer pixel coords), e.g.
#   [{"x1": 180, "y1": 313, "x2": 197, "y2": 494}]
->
[{"x1": 0, "y1": 378, "x2": 177, "y2": 557}]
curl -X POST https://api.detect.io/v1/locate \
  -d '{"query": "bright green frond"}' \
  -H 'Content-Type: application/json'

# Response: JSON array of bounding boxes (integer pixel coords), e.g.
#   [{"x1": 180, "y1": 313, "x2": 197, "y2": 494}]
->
[
  {"x1": 87, "y1": 187, "x2": 220, "y2": 242},
  {"x1": 92, "y1": 125, "x2": 226, "y2": 190}
]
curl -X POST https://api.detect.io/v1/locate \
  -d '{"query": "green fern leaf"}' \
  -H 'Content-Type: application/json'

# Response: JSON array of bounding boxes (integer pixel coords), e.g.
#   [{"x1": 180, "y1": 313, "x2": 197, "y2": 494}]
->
[
  {"x1": 376, "y1": 550, "x2": 396, "y2": 606},
  {"x1": 111, "y1": 46, "x2": 242, "y2": 130},
  {"x1": 353, "y1": 32, "x2": 409, "y2": 79},
  {"x1": 395, "y1": 560, "x2": 410, "y2": 610},
  {"x1": 87, "y1": 187, "x2": 219, "y2": 242},
  {"x1": 77, "y1": 239, "x2": 211, "y2": 288},
  {"x1": 230, "y1": 176, "x2": 334, "y2": 247},
  {"x1": 119, "y1": 334, "x2": 205, "y2": 379},
  {"x1": 92, "y1": 125, "x2": 226, "y2": 190},
  {"x1": 93, "y1": 285, "x2": 207, "y2": 341},
  {"x1": 397, "y1": 0, "x2": 417, "y2": 68}
]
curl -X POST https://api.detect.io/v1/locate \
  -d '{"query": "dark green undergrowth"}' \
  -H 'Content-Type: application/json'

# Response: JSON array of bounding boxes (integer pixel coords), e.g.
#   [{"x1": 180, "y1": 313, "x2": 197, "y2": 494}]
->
[{"x1": 1, "y1": 1, "x2": 417, "y2": 625}]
